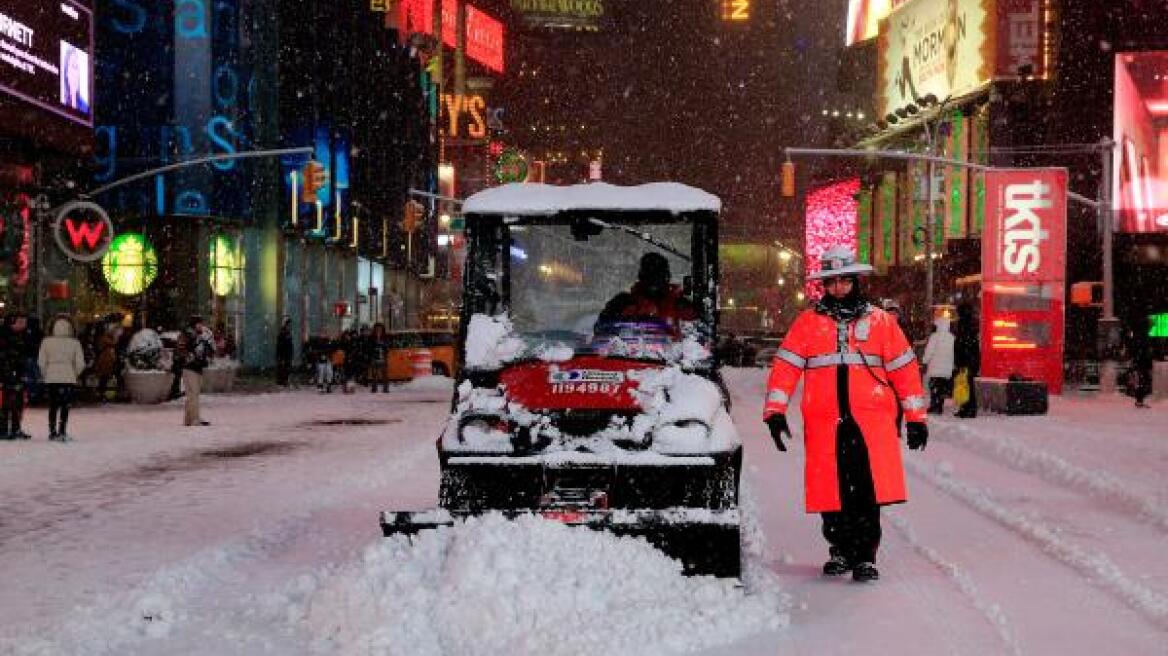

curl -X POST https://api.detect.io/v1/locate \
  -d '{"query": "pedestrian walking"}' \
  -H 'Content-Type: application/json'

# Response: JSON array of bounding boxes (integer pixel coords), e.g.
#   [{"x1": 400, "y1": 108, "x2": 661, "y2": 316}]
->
[
  {"x1": 921, "y1": 316, "x2": 956, "y2": 414},
  {"x1": 179, "y1": 315, "x2": 213, "y2": 426},
  {"x1": 953, "y1": 302, "x2": 980, "y2": 418},
  {"x1": 37, "y1": 315, "x2": 86, "y2": 441},
  {"x1": 0, "y1": 312, "x2": 32, "y2": 439},
  {"x1": 763, "y1": 246, "x2": 928, "y2": 583},
  {"x1": 92, "y1": 320, "x2": 122, "y2": 402},
  {"x1": 276, "y1": 318, "x2": 294, "y2": 386}
]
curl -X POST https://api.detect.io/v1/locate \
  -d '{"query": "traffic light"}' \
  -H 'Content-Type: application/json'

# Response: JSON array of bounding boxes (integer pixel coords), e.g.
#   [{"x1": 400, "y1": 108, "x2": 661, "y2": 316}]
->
[
  {"x1": 781, "y1": 161, "x2": 795, "y2": 198},
  {"x1": 401, "y1": 199, "x2": 424, "y2": 233},
  {"x1": 302, "y1": 160, "x2": 327, "y2": 204}
]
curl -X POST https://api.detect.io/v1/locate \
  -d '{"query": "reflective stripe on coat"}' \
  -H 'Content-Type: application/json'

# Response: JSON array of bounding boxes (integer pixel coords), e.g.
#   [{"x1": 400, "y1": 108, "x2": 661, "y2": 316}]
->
[{"x1": 762, "y1": 306, "x2": 927, "y2": 513}]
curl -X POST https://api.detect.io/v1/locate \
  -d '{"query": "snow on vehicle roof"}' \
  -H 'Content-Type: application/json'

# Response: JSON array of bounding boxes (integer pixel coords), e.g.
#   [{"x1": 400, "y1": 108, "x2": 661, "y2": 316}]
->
[{"x1": 463, "y1": 182, "x2": 722, "y2": 216}]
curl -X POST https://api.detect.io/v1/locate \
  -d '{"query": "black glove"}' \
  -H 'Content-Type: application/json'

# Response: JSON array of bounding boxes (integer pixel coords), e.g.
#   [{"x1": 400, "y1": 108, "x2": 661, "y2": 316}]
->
[
  {"x1": 907, "y1": 422, "x2": 928, "y2": 450},
  {"x1": 765, "y1": 414, "x2": 791, "y2": 452}
]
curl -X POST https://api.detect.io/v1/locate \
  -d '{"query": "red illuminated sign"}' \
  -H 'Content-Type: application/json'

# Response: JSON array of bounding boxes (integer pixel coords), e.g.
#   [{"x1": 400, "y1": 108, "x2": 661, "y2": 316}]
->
[
  {"x1": 400, "y1": 0, "x2": 458, "y2": 47},
  {"x1": 466, "y1": 5, "x2": 504, "y2": 73},
  {"x1": 981, "y1": 168, "x2": 1067, "y2": 393},
  {"x1": 53, "y1": 200, "x2": 114, "y2": 262}
]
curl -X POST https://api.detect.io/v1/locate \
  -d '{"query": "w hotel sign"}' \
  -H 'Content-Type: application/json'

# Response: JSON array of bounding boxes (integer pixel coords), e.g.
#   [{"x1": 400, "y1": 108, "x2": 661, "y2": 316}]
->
[{"x1": 54, "y1": 200, "x2": 114, "y2": 262}]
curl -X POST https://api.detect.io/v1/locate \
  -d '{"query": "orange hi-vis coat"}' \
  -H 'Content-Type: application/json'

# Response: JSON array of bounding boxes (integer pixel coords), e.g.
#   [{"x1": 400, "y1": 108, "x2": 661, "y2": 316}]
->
[{"x1": 763, "y1": 305, "x2": 927, "y2": 513}]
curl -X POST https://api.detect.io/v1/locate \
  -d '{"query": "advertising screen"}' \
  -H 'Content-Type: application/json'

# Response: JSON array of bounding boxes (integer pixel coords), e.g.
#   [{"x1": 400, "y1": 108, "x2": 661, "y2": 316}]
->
[
  {"x1": 0, "y1": 0, "x2": 93, "y2": 127},
  {"x1": 846, "y1": 0, "x2": 907, "y2": 46},
  {"x1": 1113, "y1": 51, "x2": 1168, "y2": 233},
  {"x1": 980, "y1": 168, "x2": 1067, "y2": 393},
  {"x1": 876, "y1": 0, "x2": 993, "y2": 117}
]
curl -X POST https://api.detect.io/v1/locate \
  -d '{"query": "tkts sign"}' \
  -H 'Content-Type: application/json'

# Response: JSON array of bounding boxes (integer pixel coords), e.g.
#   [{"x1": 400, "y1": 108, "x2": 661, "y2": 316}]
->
[
  {"x1": 54, "y1": 200, "x2": 115, "y2": 262},
  {"x1": 980, "y1": 168, "x2": 1067, "y2": 393},
  {"x1": 982, "y1": 168, "x2": 1066, "y2": 282}
]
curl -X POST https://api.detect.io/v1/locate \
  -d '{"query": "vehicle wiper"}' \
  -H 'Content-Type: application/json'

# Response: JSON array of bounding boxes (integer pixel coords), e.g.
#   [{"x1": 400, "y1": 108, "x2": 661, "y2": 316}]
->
[{"x1": 586, "y1": 218, "x2": 692, "y2": 262}]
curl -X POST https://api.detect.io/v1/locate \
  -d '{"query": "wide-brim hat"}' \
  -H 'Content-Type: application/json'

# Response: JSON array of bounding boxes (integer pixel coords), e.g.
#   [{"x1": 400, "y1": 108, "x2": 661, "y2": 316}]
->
[{"x1": 808, "y1": 260, "x2": 874, "y2": 279}]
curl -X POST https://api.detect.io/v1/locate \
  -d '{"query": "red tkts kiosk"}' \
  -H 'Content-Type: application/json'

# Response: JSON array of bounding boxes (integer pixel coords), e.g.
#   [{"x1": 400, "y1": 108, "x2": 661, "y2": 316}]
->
[{"x1": 980, "y1": 168, "x2": 1068, "y2": 395}]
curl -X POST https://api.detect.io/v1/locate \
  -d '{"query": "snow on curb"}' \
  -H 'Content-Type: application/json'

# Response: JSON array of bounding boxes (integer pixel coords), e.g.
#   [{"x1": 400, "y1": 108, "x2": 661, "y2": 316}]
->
[
  {"x1": 886, "y1": 513, "x2": 1021, "y2": 656},
  {"x1": 937, "y1": 419, "x2": 1168, "y2": 532},
  {"x1": 297, "y1": 514, "x2": 788, "y2": 655},
  {"x1": 907, "y1": 458, "x2": 1168, "y2": 630}
]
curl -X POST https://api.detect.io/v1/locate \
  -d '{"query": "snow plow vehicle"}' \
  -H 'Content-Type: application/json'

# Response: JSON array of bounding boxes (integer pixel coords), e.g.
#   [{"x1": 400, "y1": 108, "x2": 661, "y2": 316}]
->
[{"x1": 382, "y1": 182, "x2": 743, "y2": 577}]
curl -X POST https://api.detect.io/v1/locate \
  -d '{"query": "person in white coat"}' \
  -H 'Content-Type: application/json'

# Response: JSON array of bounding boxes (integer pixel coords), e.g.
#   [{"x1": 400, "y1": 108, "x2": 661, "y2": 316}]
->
[
  {"x1": 37, "y1": 315, "x2": 87, "y2": 441},
  {"x1": 921, "y1": 316, "x2": 956, "y2": 415}
]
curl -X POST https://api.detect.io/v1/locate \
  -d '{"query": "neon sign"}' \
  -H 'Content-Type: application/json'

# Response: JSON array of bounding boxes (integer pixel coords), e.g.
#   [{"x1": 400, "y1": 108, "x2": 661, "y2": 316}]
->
[
  {"x1": 54, "y1": 200, "x2": 115, "y2": 262},
  {"x1": 466, "y1": 5, "x2": 504, "y2": 72},
  {"x1": 102, "y1": 232, "x2": 159, "y2": 295},
  {"x1": 721, "y1": 0, "x2": 749, "y2": 21},
  {"x1": 442, "y1": 94, "x2": 487, "y2": 138}
]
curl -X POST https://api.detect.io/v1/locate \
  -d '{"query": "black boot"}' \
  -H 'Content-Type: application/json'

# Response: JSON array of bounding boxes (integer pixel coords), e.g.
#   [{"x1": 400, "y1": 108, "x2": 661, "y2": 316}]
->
[
  {"x1": 852, "y1": 562, "x2": 879, "y2": 582},
  {"x1": 823, "y1": 547, "x2": 851, "y2": 576}
]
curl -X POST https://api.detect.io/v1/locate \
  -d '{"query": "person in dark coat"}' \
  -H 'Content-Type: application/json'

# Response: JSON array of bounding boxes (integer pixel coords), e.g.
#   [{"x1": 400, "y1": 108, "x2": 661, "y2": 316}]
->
[
  {"x1": 276, "y1": 318, "x2": 294, "y2": 386},
  {"x1": 367, "y1": 323, "x2": 390, "y2": 392},
  {"x1": 1126, "y1": 313, "x2": 1154, "y2": 408},
  {"x1": 180, "y1": 315, "x2": 213, "y2": 426},
  {"x1": 0, "y1": 312, "x2": 32, "y2": 439},
  {"x1": 953, "y1": 302, "x2": 980, "y2": 418}
]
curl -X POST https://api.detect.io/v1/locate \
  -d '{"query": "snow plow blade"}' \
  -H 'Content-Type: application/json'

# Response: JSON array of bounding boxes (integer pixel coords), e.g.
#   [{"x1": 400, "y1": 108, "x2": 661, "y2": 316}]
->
[
  {"x1": 382, "y1": 448, "x2": 743, "y2": 578},
  {"x1": 381, "y1": 507, "x2": 740, "y2": 578}
]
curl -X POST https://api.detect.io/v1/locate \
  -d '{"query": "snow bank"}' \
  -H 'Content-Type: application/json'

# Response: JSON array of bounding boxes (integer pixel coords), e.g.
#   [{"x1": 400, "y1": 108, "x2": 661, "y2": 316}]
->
[
  {"x1": 402, "y1": 375, "x2": 455, "y2": 392},
  {"x1": 463, "y1": 182, "x2": 721, "y2": 216},
  {"x1": 464, "y1": 314, "x2": 526, "y2": 370},
  {"x1": 298, "y1": 514, "x2": 786, "y2": 655},
  {"x1": 631, "y1": 367, "x2": 739, "y2": 453}
]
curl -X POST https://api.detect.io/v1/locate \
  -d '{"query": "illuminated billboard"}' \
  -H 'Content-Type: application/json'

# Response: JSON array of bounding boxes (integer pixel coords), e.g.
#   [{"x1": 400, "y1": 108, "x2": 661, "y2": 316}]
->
[
  {"x1": 804, "y1": 178, "x2": 860, "y2": 297},
  {"x1": 512, "y1": 0, "x2": 604, "y2": 31},
  {"x1": 877, "y1": 0, "x2": 993, "y2": 117},
  {"x1": 399, "y1": 0, "x2": 503, "y2": 73},
  {"x1": 0, "y1": 0, "x2": 94, "y2": 127},
  {"x1": 466, "y1": 5, "x2": 504, "y2": 73},
  {"x1": 1113, "y1": 51, "x2": 1168, "y2": 233},
  {"x1": 846, "y1": 0, "x2": 907, "y2": 45}
]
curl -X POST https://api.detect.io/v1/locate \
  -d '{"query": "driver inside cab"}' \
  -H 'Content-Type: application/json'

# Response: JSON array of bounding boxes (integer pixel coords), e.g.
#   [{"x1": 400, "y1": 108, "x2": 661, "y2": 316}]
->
[{"x1": 597, "y1": 252, "x2": 696, "y2": 332}]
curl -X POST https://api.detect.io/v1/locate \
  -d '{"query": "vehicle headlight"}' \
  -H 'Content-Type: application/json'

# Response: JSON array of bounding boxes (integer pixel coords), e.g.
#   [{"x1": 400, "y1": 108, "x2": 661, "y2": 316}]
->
[
  {"x1": 654, "y1": 418, "x2": 711, "y2": 445},
  {"x1": 457, "y1": 413, "x2": 514, "y2": 444}
]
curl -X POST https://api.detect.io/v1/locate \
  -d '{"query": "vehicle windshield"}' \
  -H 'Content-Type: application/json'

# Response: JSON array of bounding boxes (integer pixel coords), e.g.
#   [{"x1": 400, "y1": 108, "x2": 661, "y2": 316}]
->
[{"x1": 460, "y1": 215, "x2": 714, "y2": 364}]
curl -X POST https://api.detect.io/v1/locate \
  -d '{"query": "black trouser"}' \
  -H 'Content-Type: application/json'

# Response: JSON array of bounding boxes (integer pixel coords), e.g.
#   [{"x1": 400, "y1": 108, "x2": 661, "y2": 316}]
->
[
  {"x1": 47, "y1": 384, "x2": 75, "y2": 434},
  {"x1": 820, "y1": 365, "x2": 883, "y2": 564},
  {"x1": 928, "y1": 377, "x2": 952, "y2": 414},
  {"x1": 276, "y1": 358, "x2": 291, "y2": 386},
  {"x1": 2, "y1": 383, "x2": 24, "y2": 436}
]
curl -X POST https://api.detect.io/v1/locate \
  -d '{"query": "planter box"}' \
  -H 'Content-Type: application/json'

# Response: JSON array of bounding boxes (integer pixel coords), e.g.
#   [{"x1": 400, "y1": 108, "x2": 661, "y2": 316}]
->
[
  {"x1": 203, "y1": 364, "x2": 239, "y2": 393},
  {"x1": 975, "y1": 377, "x2": 1049, "y2": 415},
  {"x1": 125, "y1": 370, "x2": 173, "y2": 404}
]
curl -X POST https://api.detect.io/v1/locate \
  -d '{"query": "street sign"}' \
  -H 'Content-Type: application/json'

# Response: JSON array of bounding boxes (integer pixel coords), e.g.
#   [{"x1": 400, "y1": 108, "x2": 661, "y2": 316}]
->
[{"x1": 54, "y1": 200, "x2": 115, "y2": 262}]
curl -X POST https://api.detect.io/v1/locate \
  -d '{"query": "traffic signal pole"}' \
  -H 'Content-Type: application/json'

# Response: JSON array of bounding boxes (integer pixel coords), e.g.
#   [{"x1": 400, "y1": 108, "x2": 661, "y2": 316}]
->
[
  {"x1": 784, "y1": 142, "x2": 1119, "y2": 391},
  {"x1": 82, "y1": 147, "x2": 315, "y2": 199}
]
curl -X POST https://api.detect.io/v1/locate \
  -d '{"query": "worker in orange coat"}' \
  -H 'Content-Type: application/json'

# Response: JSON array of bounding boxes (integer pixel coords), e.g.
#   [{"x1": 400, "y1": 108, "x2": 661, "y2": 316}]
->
[{"x1": 763, "y1": 245, "x2": 928, "y2": 583}]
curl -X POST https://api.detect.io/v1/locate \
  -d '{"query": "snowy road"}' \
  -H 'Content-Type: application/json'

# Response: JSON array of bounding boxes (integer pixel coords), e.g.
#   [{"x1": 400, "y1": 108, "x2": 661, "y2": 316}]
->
[{"x1": 1, "y1": 371, "x2": 1165, "y2": 655}]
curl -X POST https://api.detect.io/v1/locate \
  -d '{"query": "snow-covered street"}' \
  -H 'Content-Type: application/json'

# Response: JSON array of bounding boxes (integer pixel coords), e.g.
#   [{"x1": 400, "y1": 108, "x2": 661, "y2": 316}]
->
[{"x1": 1, "y1": 371, "x2": 1165, "y2": 655}]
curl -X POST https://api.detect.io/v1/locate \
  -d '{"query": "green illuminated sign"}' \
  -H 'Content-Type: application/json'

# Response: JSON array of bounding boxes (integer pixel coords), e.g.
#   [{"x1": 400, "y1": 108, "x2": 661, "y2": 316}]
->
[
  {"x1": 1151, "y1": 313, "x2": 1168, "y2": 338},
  {"x1": 494, "y1": 148, "x2": 529, "y2": 184},
  {"x1": 102, "y1": 233, "x2": 159, "y2": 296},
  {"x1": 209, "y1": 234, "x2": 241, "y2": 297}
]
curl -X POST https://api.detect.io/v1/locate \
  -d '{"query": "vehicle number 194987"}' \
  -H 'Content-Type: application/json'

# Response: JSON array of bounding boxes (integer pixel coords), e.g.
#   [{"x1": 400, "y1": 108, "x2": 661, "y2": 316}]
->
[{"x1": 550, "y1": 382, "x2": 620, "y2": 395}]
